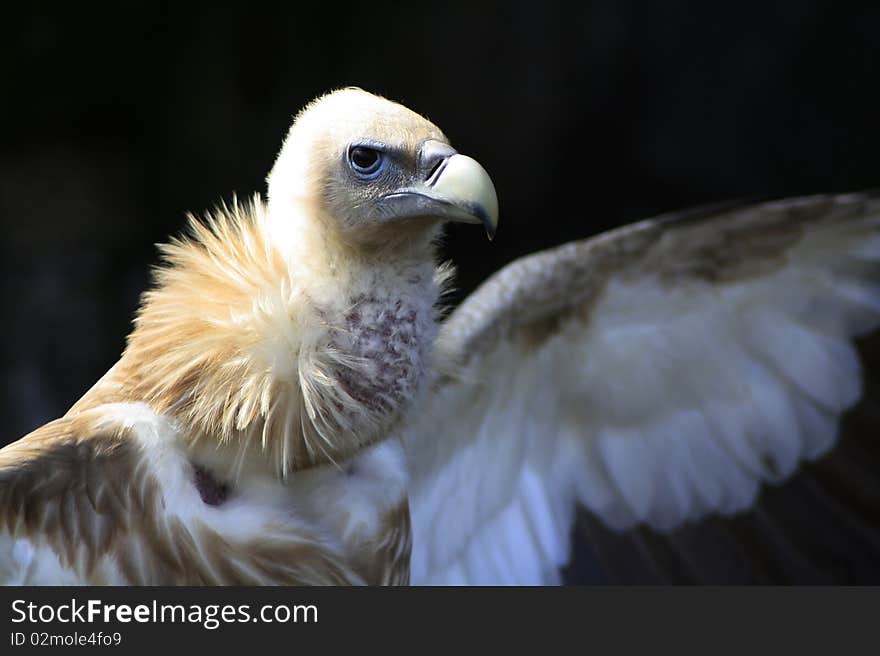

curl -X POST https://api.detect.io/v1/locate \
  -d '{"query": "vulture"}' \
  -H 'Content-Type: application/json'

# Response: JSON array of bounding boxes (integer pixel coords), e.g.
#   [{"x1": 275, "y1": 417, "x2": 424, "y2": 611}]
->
[{"x1": 2, "y1": 88, "x2": 880, "y2": 585}]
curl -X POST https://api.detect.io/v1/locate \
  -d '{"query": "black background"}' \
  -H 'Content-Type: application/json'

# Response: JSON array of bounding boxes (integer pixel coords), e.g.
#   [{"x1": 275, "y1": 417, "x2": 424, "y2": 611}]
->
[
  {"x1": 3, "y1": 2, "x2": 880, "y2": 583},
  {"x1": 4, "y1": 2, "x2": 880, "y2": 437}
]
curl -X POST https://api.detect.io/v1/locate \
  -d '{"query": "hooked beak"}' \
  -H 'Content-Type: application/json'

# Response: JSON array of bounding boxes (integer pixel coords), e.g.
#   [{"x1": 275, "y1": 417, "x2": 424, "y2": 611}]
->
[{"x1": 380, "y1": 140, "x2": 499, "y2": 239}]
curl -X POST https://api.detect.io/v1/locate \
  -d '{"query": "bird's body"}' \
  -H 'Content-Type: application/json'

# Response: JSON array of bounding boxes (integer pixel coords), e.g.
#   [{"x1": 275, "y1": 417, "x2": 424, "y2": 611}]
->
[
  {"x1": 1, "y1": 197, "x2": 425, "y2": 584},
  {"x1": 3, "y1": 88, "x2": 880, "y2": 585},
  {"x1": 0, "y1": 89, "x2": 475, "y2": 584}
]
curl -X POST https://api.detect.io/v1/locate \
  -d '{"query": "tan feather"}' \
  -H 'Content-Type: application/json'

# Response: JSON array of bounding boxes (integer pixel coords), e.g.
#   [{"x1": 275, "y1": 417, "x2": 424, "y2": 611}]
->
[{"x1": 71, "y1": 196, "x2": 402, "y2": 479}]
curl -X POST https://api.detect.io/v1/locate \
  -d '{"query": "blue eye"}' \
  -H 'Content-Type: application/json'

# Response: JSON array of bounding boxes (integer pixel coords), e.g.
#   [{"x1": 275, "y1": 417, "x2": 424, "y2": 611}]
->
[{"x1": 348, "y1": 146, "x2": 383, "y2": 177}]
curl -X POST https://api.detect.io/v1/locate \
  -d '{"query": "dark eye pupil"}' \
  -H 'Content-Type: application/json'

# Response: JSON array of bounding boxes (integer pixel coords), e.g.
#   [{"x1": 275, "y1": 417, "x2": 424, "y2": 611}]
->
[{"x1": 350, "y1": 146, "x2": 380, "y2": 172}]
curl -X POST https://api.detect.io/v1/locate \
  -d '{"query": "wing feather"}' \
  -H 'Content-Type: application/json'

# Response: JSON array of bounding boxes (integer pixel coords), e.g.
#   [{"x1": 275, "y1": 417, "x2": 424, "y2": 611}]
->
[
  {"x1": 0, "y1": 404, "x2": 364, "y2": 585},
  {"x1": 406, "y1": 192, "x2": 880, "y2": 584}
]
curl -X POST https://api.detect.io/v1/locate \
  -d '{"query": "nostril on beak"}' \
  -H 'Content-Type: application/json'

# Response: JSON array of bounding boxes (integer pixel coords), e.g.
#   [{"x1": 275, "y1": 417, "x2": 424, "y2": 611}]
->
[
  {"x1": 419, "y1": 139, "x2": 457, "y2": 186},
  {"x1": 425, "y1": 157, "x2": 448, "y2": 186}
]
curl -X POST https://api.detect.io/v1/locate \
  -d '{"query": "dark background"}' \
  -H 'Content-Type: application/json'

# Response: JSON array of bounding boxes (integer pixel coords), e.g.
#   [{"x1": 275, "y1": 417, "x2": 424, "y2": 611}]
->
[{"x1": 3, "y1": 2, "x2": 880, "y2": 582}]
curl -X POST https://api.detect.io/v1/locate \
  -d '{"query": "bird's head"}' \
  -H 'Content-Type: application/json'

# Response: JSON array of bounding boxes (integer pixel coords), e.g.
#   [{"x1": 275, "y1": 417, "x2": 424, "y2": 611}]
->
[{"x1": 266, "y1": 88, "x2": 498, "y2": 252}]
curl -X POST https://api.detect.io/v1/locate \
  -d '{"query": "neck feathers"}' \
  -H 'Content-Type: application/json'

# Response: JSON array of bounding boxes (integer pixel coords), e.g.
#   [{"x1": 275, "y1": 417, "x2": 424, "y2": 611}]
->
[{"x1": 94, "y1": 195, "x2": 449, "y2": 479}]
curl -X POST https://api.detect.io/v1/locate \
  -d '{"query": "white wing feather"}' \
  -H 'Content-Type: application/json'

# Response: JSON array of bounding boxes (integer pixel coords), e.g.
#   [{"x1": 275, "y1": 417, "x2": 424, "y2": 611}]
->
[{"x1": 404, "y1": 193, "x2": 880, "y2": 584}]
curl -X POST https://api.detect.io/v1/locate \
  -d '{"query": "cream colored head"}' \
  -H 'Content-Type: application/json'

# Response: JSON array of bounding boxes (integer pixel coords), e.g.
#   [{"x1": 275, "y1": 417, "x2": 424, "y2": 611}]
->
[{"x1": 266, "y1": 88, "x2": 498, "y2": 249}]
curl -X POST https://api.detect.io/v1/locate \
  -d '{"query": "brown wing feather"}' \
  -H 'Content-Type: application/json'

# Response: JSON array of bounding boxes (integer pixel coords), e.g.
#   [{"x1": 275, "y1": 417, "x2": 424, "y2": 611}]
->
[
  {"x1": 439, "y1": 192, "x2": 880, "y2": 366},
  {"x1": 0, "y1": 407, "x2": 366, "y2": 584},
  {"x1": 0, "y1": 411, "x2": 142, "y2": 581}
]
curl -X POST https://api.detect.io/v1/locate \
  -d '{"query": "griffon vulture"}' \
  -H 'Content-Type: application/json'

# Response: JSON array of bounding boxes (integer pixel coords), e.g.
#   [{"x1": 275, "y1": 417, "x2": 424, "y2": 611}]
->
[{"x1": 1, "y1": 88, "x2": 879, "y2": 585}]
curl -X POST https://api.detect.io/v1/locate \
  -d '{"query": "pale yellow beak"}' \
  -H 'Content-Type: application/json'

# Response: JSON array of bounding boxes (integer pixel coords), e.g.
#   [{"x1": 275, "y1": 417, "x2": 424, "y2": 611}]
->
[
  {"x1": 427, "y1": 153, "x2": 499, "y2": 239},
  {"x1": 380, "y1": 140, "x2": 499, "y2": 239}
]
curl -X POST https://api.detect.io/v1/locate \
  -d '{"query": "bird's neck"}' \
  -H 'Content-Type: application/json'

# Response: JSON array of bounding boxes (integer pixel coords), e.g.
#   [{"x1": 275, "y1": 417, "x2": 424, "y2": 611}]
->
[
  {"x1": 266, "y1": 200, "x2": 443, "y2": 305},
  {"x1": 80, "y1": 196, "x2": 451, "y2": 481}
]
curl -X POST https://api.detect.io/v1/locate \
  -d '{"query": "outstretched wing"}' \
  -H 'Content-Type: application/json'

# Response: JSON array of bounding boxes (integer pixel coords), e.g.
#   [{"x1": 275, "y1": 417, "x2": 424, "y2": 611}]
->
[{"x1": 404, "y1": 192, "x2": 880, "y2": 584}]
